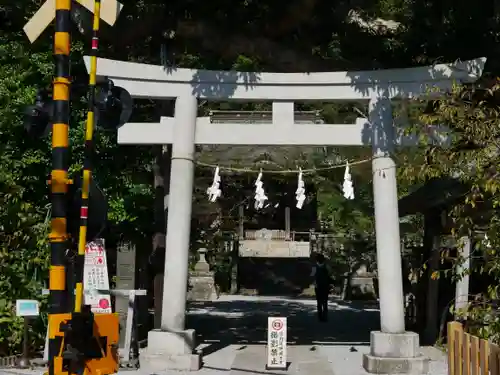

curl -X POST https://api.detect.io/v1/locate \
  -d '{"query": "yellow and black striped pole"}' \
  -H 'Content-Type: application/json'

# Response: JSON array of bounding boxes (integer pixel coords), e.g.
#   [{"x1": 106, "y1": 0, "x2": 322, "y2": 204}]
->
[
  {"x1": 74, "y1": 0, "x2": 102, "y2": 313},
  {"x1": 49, "y1": 0, "x2": 71, "y2": 373}
]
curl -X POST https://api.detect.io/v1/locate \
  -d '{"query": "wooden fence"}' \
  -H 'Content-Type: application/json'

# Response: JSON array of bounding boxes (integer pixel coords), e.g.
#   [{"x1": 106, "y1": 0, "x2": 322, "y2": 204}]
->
[{"x1": 448, "y1": 321, "x2": 500, "y2": 375}]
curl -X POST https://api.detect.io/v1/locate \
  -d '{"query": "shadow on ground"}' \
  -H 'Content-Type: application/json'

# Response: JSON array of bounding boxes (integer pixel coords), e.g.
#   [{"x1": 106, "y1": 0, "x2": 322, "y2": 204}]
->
[{"x1": 186, "y1": 297, "x2": 380, "y2": 356}]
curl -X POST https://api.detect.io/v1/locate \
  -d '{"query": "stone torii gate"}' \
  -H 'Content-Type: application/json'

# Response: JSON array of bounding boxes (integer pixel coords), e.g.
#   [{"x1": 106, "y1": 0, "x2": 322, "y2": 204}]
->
[{"x1": 85, "y1": 56, "x2": 486, "y2": 372}]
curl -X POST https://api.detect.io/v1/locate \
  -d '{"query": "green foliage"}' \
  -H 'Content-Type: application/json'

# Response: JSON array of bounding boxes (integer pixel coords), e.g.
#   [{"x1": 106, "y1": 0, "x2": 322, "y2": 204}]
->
[
  {"x1": 0, "y1": 2, "x2": 155, "y2": 354},
  {"x1": 0, "y1": 15, "x2": 53, "y2": 353},
  {"x1": 402, "y1": 81, "x2": 500, "y2": 341}
]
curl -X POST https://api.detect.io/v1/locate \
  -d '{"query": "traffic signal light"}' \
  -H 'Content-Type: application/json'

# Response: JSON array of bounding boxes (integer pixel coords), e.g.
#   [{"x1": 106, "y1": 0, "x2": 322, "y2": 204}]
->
[
  {"x1": 94, "y1": 79, "x2": 133, "y2": 131},
  {"x1": 23, "y1": 79, "x2": 133, "y2": 137},
  {"x1": 66, "y1": 172, "x2": 108, "y2": 244},
  {"x1": 24, "y1": 89, "x2": 53, "y2": 138}
]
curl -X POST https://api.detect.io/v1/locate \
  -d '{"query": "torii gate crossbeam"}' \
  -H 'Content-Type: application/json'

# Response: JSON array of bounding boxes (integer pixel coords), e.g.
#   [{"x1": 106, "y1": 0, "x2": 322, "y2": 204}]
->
[{"x1": 119, "y1": 115, "x2": 450, "y2": 146}]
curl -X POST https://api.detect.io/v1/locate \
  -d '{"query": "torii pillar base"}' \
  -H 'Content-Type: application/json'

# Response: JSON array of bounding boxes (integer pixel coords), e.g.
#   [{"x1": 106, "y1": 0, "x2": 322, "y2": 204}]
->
[
  {"x1": 362, "y1": 332, "x2": 429, "y2": 374},
  {"x1": 140, "y1": 329, "x2": 201, "y2": 371}
]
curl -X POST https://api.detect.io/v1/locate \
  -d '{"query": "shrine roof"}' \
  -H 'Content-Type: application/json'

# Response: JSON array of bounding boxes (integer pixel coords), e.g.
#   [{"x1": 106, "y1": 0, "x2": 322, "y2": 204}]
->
[{"x1": 398, "y1": 177, "x2": 468, "y2": 217}]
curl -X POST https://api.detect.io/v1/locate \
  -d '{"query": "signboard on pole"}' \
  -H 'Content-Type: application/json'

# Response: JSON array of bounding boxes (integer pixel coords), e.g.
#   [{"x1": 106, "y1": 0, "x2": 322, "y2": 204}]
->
[
  {"x1": 84, "y1": 239, "x2": 112, "y2": 313},
  {"x1": 44, "y1": 239, "x2": 112, "y2": 361},
  {"x1": 267, "y1": 317, "x2": 287, "y2": 369},
  {"x1": 16, "y1": 300, "x2": 40, "y2": 317},
  {"x1": 23, "y1": 0, "x2": 124, "y2": 43}
]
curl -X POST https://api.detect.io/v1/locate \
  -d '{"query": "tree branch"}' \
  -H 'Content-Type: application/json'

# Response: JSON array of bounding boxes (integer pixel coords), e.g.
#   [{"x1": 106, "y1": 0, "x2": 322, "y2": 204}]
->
[
  {"x1": 176, "y1": 20, "x2": 330, "y2": 72},
  {"x1": 265, "y1": 0, "x2": 318, "y2": 37},
  {"x1": 111, "y1": 15, "x2": 331, "y2": 71}
]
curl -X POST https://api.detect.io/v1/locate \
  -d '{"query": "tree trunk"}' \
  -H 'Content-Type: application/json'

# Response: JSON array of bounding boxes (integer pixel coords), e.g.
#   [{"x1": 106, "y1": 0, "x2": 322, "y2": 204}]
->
[{"x1": 151, "y1": 101, "x2": 173, "y2": 329}]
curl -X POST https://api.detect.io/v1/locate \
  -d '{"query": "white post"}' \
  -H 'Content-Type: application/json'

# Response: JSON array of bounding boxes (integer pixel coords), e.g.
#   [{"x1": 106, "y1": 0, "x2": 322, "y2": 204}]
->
[
  {"x1": 161, "y1": 95, "x2": 197, "y2": 331},
  {"x1": 285, "y1": 207, "x2": 291, "y2": 240},
  {"x1": 272, "y1": 101, "x2": 294, "y2": 127},
  {"x1": 454, "y1": 236, "x2": 471, "y2": 313},
  {"x1": 370, "y1": 95, "x2": 405, "y2": 333}
]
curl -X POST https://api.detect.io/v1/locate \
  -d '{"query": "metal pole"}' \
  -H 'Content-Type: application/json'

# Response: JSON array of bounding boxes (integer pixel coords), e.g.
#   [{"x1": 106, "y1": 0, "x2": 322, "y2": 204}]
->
[
  {"x1": 49, "y1": 0, "x2": 71, "y2": 373},
  {"x1": 17, "y1": 318, "x2": 31, "y2": 368},
  {"x1": 74, "y1": 0, "x2": 102, "y2": 313}
]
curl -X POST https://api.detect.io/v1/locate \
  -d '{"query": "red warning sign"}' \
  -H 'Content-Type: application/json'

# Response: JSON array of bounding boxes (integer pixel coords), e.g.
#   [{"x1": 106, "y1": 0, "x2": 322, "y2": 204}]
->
[
  {"x1": 272, "y1": 319, "x2": 283, "y2": 331},
  {"x1": 98, "y1": 298, "x2": 110, "y2": 309}
]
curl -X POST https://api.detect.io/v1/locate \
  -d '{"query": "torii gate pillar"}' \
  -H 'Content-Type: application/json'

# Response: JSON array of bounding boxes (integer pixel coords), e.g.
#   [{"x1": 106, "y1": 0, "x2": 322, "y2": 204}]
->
[
  {"x1": 363, "y1": 96, "x2": 428, "y2": 374},
  {"x1": 160, "y1": 94, "x2": 197, "y2": 333},
  {"x1": 370, "y1": 95, "x2": 406, "y2": 334},
  {"x1": 143, "y1": 95, "x2": 201, "y2": 371}
]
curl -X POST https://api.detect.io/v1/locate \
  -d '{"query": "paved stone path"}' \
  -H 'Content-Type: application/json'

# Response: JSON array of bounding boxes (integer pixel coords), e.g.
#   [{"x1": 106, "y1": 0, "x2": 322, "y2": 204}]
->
[{"x1": 0, "y1": 295, "x2": 448, "y2": 375}]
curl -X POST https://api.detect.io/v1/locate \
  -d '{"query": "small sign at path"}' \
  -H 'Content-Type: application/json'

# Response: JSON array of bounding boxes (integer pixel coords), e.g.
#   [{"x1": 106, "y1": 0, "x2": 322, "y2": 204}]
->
[{"x1": 267, "y1": 317, "x2": 287, "y2": 370}]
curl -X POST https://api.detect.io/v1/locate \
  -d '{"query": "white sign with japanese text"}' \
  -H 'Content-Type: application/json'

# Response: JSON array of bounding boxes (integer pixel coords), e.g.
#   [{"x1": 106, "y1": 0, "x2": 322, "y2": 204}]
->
[
  {"x1": 267, "y1": 317, "x2": 287, "y2": 369},
  {"x1": 83, "y1": 239, "x2": 112, "y2": 313}
]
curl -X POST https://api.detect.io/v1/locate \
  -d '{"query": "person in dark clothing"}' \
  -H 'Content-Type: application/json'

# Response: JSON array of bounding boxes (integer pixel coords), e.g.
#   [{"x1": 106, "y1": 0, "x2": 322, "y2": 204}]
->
[{"x1": 310, "y1": 253, "x2": 332, "y2": 322}]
